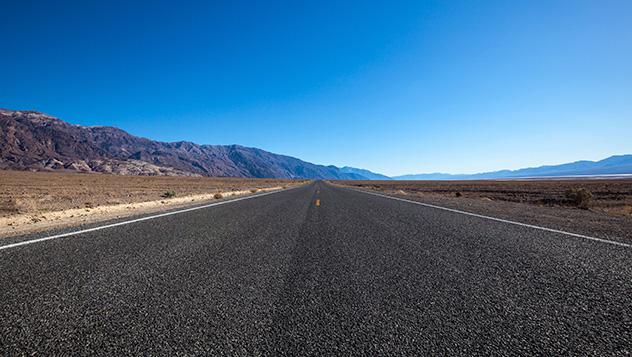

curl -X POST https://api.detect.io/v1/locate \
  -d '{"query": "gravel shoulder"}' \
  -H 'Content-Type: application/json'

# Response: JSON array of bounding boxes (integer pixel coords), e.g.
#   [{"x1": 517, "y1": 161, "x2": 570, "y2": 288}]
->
[
  {"x1": 331, "y1": 180, "x2": 632, "y2": 244},
  {"x1": 0, "y1": 170, "x2": 305, "y2": 238}
]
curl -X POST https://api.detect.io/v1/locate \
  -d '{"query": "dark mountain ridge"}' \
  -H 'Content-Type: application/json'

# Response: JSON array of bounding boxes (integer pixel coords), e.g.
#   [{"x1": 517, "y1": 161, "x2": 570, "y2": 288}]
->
[{"x1": 0, "y1": 109, "x2": 374, "y2": 179}]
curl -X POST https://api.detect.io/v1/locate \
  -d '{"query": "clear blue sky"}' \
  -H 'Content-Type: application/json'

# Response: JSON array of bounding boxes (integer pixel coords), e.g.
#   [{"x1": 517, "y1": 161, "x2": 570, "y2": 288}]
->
[{"x1": 1, "y1": 1, "x2": 631, "y2": 176}]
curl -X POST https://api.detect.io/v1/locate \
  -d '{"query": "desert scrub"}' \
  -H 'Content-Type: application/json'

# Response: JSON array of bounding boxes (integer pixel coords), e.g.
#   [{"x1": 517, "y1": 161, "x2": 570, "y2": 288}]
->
[
  {"x1": 214, "y1": 193, "x2": 223, "y2": 199},
  {"x1": 565, "y1": 188, "x2": 592, "y2": 208},
  {"x1": 250, "y1": 188, "x2": 258, "y2": 193},
  {"x1": 162, "y1": 191, "x2": 176, "y2": 198}
]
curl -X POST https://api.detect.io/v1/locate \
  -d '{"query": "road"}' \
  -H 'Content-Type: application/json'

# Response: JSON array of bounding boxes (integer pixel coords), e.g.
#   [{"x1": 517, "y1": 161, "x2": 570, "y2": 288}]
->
[{"x1": 1, "y1": 181, "x2": 631, "y2": 355}]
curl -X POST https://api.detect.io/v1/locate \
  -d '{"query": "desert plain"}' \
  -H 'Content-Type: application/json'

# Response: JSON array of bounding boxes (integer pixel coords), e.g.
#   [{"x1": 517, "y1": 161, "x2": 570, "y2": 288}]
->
[
  {"x1": 0, "y1": 170, "x2": 304, "y2": 237},
  {"x1": 334, "y1": 179, "x2": 632, "y2": 243}
]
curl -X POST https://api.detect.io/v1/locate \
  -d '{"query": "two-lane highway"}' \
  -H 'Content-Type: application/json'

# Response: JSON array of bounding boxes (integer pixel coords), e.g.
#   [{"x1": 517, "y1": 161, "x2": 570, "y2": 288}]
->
[{"x1": 1, "y1": 181, "x2": 631, "y2": 354}]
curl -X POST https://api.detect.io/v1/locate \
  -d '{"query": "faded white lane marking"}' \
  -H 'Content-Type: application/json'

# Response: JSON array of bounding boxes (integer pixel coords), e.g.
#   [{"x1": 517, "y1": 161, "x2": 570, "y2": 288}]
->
[
  {"x1": 0, "y1": 185, "x2": 303, "y2": 252},
  {"x1": 348, "y1": 187, "x2": 631, "y2": 249}
]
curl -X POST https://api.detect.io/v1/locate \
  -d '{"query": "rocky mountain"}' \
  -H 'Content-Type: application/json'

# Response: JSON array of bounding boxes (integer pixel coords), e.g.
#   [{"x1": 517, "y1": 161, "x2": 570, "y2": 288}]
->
[
  {"x1": 394, "y1": 155, "x2": 632, "y2": 180},
  {"x1": 339, "y1": 166, "x2": 392, "y2": 180},
  {"x1": 3, "y1": 109, "x2": 629, "y2": 181},
  {"x1": 0, "y1": 109, "x2": 378, "y2": 179}
]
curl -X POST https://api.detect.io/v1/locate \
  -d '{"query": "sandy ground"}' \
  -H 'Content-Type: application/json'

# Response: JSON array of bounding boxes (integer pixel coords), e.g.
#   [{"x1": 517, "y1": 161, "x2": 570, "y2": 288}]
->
[
  {"x1": 333, "y1": 179, "x2": 632, "y2": 243},
  {"x1": 0, "y1": 170, "x2": 305, "y2": 238}
]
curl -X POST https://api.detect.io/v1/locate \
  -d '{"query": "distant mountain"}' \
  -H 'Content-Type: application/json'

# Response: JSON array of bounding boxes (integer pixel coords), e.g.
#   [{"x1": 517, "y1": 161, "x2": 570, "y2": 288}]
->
[
  {"x1": 10, "y1": 109, "x2": 624, "y2": 181},
  {"x1": 394, "y1": 155, "x2": 632, "y2": 180},
  {"x1": 339, "y1": 166, "x2": 392, "y2": 180},
  {"x1": 0, "y1": 109, "x2": 379, "y2": 179}
]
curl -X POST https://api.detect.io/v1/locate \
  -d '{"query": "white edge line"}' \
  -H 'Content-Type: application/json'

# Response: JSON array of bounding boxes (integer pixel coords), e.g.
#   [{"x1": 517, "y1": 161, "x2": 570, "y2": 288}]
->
[
  {"x1": 347, "y1": 187, "x2": 631, "y2": 249},
  {"x1": 0, "y1": 185, "x2": 303, "y2": 252}
]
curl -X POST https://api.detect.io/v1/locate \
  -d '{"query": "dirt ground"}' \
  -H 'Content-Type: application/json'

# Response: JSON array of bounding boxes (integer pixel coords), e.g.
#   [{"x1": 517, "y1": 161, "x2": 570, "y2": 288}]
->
[
  {"x1": 333, "y1": 179, "x2": 632, "y2": 243},
  {"x1": 0, "y1": 170, "x2": 305, "y2": 237},
  {"x1": 335, "y1": 179, "x2": 632, "y2": 216}
]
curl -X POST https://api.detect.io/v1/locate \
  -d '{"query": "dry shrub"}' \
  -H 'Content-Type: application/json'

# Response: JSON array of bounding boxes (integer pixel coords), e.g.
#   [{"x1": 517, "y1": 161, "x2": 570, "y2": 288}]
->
[
  {"x1": 162, "y1": 191, "x2": 176, "y2": 198},
  {"x1": 214, "y1": 193, "x2": 223, "y2": 199},
  {"x1": 16, "y1": 198, "x2": 38, "y2": 213},
  {"x1": 565, "y1": 188, "x2": 592, "y2": 209},
  {"x1": 0, "y1": 198, "x2": 20, "y2": 214},
  {"x1": 250, "y1": 188, "x2": 258, "y2": 193}
]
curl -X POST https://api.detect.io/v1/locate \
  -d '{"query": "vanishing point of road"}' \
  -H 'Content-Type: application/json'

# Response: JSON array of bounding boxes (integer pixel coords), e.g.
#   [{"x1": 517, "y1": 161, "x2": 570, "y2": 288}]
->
[{"x1": 1, "y1": 181, "x2": 631, "y2": 355}]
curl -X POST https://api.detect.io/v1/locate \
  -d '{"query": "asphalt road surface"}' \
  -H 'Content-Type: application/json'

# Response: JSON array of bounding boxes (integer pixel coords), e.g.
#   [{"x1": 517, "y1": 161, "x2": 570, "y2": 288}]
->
[{"x1": 1, "y1": 181, "x2": 631, "y2": 355}]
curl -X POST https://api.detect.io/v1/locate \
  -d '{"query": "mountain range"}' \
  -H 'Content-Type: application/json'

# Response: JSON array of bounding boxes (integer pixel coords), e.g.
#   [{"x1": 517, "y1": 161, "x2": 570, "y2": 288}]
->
[
  {"x1": 1, "y1": 109, "x2": 631, "y2": 180},
  {"x1": 394, "y1": 155, "x2": 632, "y2": 180},
  {"x1": 0, "y1": 109, "x2": 377, "y2": 179}
]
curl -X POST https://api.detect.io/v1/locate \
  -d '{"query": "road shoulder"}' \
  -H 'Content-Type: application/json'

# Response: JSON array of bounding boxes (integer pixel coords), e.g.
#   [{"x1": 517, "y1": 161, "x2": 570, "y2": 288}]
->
[
  {"x1": 330, "y1": 181, "x2": 632, "y2": 245},
  {"x1": 0, "y1": 186, "x2": 289, "y2": 239}
]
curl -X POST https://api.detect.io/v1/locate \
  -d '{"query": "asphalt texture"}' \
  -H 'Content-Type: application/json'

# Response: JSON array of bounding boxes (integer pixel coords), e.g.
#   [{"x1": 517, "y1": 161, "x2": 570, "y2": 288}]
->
[{"x1": 1, "y1": 181, "x2": 631, "y2": 355}]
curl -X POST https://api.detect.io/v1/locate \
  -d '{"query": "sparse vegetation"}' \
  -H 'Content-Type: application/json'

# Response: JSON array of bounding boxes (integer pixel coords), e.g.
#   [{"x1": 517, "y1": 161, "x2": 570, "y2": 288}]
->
[
  {"x1": 333, "y1": 179, "x2": 632, "y2": 216},
  {"x1": 250, "y1": 188, "x2": 258, "y2": 193},
  {"x1": 565, "y1": 188, "x2": 592, "y2": 209},
  {"x1": 0, "y1": 171, "x2": 299, "y2": 237},
  {"x1": 162, "y1": 190, "x2": 176, "y2": 198},
  {"x1": 214, "y1": 193, "x2": 223, "y2": 199},
  {"x1": 0, "y1": 171, "x2": 294, "y2": 218}
]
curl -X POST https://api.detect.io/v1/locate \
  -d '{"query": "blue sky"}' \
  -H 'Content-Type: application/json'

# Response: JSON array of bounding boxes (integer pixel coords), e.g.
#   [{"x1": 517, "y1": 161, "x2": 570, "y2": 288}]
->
[{"x1": 1, "y1": 1, "x2": 631, "y2": 176}]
